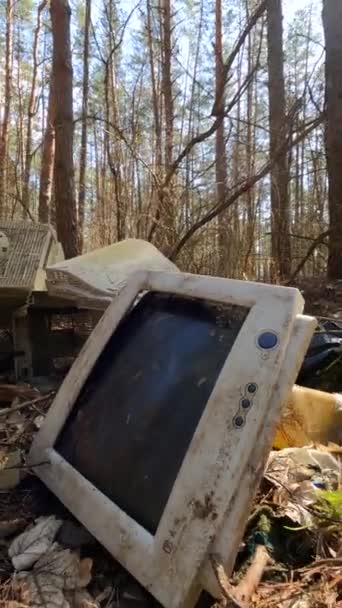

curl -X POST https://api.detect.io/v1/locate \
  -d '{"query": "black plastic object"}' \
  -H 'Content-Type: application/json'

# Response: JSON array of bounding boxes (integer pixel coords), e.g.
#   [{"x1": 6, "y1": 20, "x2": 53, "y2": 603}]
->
[
  {"x1": 298, "y1": 319, "x2": 342, "y2": 385},
  {"x1": 56, "y1": 292, "x2": 249, "y2": 534}
]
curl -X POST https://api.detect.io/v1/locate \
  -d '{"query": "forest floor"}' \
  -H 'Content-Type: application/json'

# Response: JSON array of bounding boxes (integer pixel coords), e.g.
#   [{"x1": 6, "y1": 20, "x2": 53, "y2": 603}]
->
[{"x1": 0, "y1": 277, "x2": 340, "y2": 608}]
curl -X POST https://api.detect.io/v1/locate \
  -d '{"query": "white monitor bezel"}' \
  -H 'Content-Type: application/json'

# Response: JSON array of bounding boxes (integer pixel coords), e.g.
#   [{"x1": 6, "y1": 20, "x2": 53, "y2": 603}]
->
[
  {"x1": 200, "y1": 313, "x2": 315, "y2": 596},
  {"x1": 29, "y1": 271, "x2": 312, "y2": 608}
]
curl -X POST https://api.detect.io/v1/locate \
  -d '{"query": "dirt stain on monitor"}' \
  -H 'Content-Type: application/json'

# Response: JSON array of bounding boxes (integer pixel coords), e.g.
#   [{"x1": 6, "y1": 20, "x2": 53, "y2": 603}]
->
[{"x1": 55, "y1": 292, "x2": 249, "y2": 534}]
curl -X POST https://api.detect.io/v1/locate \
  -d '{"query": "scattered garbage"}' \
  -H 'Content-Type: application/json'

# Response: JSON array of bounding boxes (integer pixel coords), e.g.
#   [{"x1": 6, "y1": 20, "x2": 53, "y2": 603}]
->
[
  {"x1": 28, "y1": 272, "x2": 321, "y2": 607},
  {"x1": 0, "y1": 277, "x2": 340, "y2": 607},
  {"x1": 274, "y1": 385, "x2": 342, "y2": 448},
  {"x1": 9, "y1": 515, "x2": 63, "y2": 571},
  {"x1": 0, "y1": 392, "x2": 340, "y2": 608},
  {"x1": 298, "y1": 317, "x2": 342, "y2": 392},
  {"x1": 6, "y1": 516, "x2": 98, "y2": 608},
  {"x1": 265, "y1": 446, "x2": 341, "y2": 528}
]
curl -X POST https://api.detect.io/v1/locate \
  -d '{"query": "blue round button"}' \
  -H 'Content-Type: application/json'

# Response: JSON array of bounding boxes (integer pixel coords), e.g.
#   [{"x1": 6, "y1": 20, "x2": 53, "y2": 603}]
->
[
  {"x1": 257, "y1": 331, "x2": 278, "y2": 350},
  {"x1": 233, "y1": 415, "x2": 245, "y2": 429},
  {"x1": 241, "y1": 398, "x2": 251, "y2": 409}
]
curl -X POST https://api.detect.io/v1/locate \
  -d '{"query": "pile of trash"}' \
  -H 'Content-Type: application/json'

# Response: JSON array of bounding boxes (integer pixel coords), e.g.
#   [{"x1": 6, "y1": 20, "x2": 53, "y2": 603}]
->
[
  {"x1": 236, "y1": 445, "x2": 342, "y2": 607},
  {"x1": 0, "y1": 318, "x2": 340, "y2": 607},
  {"x1": 0, "y1": 494, "x2": 153, "y2": 608},
  {"x1": 0, "y1": 444, "x2": 340, "y2": 608}
]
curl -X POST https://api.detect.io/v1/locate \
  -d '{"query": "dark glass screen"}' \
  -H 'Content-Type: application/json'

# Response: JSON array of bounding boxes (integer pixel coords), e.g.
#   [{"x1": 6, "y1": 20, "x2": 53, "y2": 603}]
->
[{"x1": 56, "y1": 292, "x2": 248, "y2": 533}]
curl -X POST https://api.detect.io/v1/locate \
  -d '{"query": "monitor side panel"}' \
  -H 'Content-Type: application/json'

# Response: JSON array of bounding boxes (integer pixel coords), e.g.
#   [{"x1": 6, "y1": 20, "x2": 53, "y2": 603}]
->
[{"x1": 200, "y1": 314, "x2": 316, "y2": 598}]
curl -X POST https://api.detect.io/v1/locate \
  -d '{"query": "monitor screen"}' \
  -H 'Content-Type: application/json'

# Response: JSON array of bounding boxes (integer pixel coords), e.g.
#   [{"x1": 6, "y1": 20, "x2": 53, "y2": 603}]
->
[{"x1": 55, "y1": 292, "x2": 249, "y2": 534}]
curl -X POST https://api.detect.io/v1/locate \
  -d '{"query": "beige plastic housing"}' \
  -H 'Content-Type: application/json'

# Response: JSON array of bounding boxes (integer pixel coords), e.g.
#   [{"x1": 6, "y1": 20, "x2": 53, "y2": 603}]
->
[
  {"x1": 46, "y1": 238, "x2": 179, "y2": 309},
  {"x1": 29, "y1": 271, "x2": 316, "y2": 608}
]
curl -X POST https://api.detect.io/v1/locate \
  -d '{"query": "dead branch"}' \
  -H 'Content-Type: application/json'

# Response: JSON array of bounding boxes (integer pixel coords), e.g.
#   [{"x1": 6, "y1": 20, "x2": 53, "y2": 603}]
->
[
  {"x1": 212, "y1": 0, "x2": 268, "y2": 116},
  {"x1": 169, "y1": 113, "x2": 324, "y2": 260},
  {"x1": 82, "y1": 114, "x2": 159, "y2": 189},
  {"x1": 234, "y1": 545, "x2": 271, "y2": 604},
  {"x1": 285, "y1": 230, "x2": 330, "y2": 285},
  {"x1": 0, "y1": 385, "x2": 39, "y2": 404},
  {"x1": 164, "y1": 1, "x2": 267, "y2": 188},
  {"x1": 209, "y1": 554, "x2": 247, "y2": 608},
  {"x1": 2, "y1": 460, "x2": 49, "y2": 471},
  {"x1": 91, "y1": 1, "x2": 140, "y2": 65},
  {"x1": 146, "y1": 0, "x2": 267, "y2": 242},
  {"x1": 0, "y1": 393, "x2": 54, "y2": 418}
]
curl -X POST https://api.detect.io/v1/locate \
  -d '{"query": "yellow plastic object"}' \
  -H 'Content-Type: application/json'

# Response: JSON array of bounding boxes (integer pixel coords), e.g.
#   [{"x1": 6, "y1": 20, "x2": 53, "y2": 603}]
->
[{"x1": 274, "y1": 385, "x2": 342, "y2": 449}]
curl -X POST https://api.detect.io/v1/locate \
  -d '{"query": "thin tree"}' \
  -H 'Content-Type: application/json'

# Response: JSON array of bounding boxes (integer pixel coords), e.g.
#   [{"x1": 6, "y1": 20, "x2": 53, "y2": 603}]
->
[
  {"x1": 78, "y1": 0, "x2": 91, "y2": 251},
  {"x1": 322, "y1": 0, "x2": 342, "y2": 279},
  {"x1": 0, "y1": 0, "x2": 14, "y2": 218},
  {"x1": 50, "y1": 0, "x2": 78, "y2": 258},
  {"x1": 215, "y1": 0, "x2": 228, "y2": 276},
  {"x1": 22, "y1": 0, "x2": 48, "y2": 216},
  {"x1": 161, "y1": 0, "x2": 173, "y2": 172},
  {"x1": 160, "y1": 0, "x2": 174, "y2": 242},
  {"x1": 266, "y1": 0, "x2": 291, "y2": 281},
  {"x1": 38, "y1": 80, "x2": 55, "y2": 223}
]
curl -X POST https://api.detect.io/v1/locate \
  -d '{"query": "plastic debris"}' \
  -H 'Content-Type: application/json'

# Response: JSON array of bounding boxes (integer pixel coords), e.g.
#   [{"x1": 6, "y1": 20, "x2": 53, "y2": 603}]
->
[
  {"x1": 274, "y1": 385, "x2": 342, "y2": 448},
  {"x1": 265, "y1": 447, "x2": 341, "y2": 528},
  {"x1": 9, "y1": 515, "x2": 63, "y2": 571},
  {"x1": 267, "y1": 447, "x2": 341, "y2": 488},
  {"x1": 298, "y1": 318, "x2": 342, "y2": 385}
]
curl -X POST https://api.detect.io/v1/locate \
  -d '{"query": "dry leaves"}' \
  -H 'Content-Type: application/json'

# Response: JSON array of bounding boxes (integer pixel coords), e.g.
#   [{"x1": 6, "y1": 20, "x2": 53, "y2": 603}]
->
[
  {"x1": 15, "y1": 547, "x2": 95, "y2": 608},
  {"x1": 7, "y1": 516, "x2": 98, "y2": 608}
]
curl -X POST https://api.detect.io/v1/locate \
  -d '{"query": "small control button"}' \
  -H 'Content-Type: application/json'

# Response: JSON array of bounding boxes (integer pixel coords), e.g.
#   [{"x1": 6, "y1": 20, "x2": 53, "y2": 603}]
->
[
  {"x1": 257, "y1": 331, "x2": 278, "y2": 350},
  {"x1": 233, "y1": 415, "x2": 245, "y2": 429},
  {"x1": 241, "y1": 398, "x2": 252, "y2": 410},
  {"x1": 247, "y1": 383, "x2": 257, "y2": 394}
]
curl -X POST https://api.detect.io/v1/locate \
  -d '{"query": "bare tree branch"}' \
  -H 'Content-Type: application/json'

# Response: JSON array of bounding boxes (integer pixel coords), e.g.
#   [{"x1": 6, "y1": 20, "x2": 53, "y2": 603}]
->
[
  {"x1": 146, "y1": 0, "x2": 268, "y2": 241},
  {"x1": 285, "y1": 230, "x2": 330, "y2": 285},
  {"x1": 212, "y1": 0, "x2": 268, "y2": 116},
  {"x1": 169, "y1": 113, "x2": 325, "y2": 260}
]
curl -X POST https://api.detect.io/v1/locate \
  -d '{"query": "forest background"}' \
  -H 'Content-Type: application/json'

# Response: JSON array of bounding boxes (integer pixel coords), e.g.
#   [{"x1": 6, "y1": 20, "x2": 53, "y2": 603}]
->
[{"x1": 0, "y1": 0, "x2": 341, "y2": 284}]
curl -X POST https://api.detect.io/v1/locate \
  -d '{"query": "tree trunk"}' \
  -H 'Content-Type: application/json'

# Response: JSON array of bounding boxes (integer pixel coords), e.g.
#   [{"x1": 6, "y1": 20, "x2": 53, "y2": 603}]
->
[
  {"x1": 0, "y1": 0, "x2": 14, "y2": 218},
  {"x1": 266, "y1": 0, "x2": 291, "y2": 281},
  {"x1": 322, "y1": 0, "x2": 342, "y2": 279},
  {"x1": 243, "y1": 4, "x2": 257, "y2": 277},
  {"x1": 38, "y1": 80, "x2": 55, "y2": 223},
  {"x1": 161, "y1": 0, "x2": 173, "y2": 172},
  {"x1": 146, "y1": 0, "x2": 163, "y2": 243},
  {"x1": 160, "y1": 0, "x2": 174, "y2": 243},
  {"x1": 22, "y1": 1, "x2": 47, "y2": 217},
  {"x1": 78, "y1": 0, "x2": 91, "y2": 252},
  {"x1": 215, "y1": 0, "x2": 228, "y2": 276},
  {"x1": 50, "y1": 0, "x2": 78, "y2": 258}
]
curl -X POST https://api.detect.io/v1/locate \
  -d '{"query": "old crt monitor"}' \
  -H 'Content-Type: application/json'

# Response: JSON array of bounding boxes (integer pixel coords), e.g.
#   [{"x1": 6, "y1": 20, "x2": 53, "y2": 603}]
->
[{"x1": 29, "y1": 271, "x2": 316, "y2": 608}]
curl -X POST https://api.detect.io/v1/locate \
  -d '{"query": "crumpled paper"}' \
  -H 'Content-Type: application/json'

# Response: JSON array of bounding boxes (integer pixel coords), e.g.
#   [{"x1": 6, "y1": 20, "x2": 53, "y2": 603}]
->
[
  {"x1": 15, "y1": 546, "x2": 94, "y2": 608},
  {"x1": 9, "y1": 516, "x2": 98, "y2": 608},
  {"x1": 9, "y1": 515, "x2": 63, "y2": 570}
]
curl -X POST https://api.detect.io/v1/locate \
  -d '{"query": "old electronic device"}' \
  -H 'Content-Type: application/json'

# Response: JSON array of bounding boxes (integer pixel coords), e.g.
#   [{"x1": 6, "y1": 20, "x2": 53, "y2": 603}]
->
[{"x1": 29, "y1": 271, "x2": 316, "y2": 608}]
